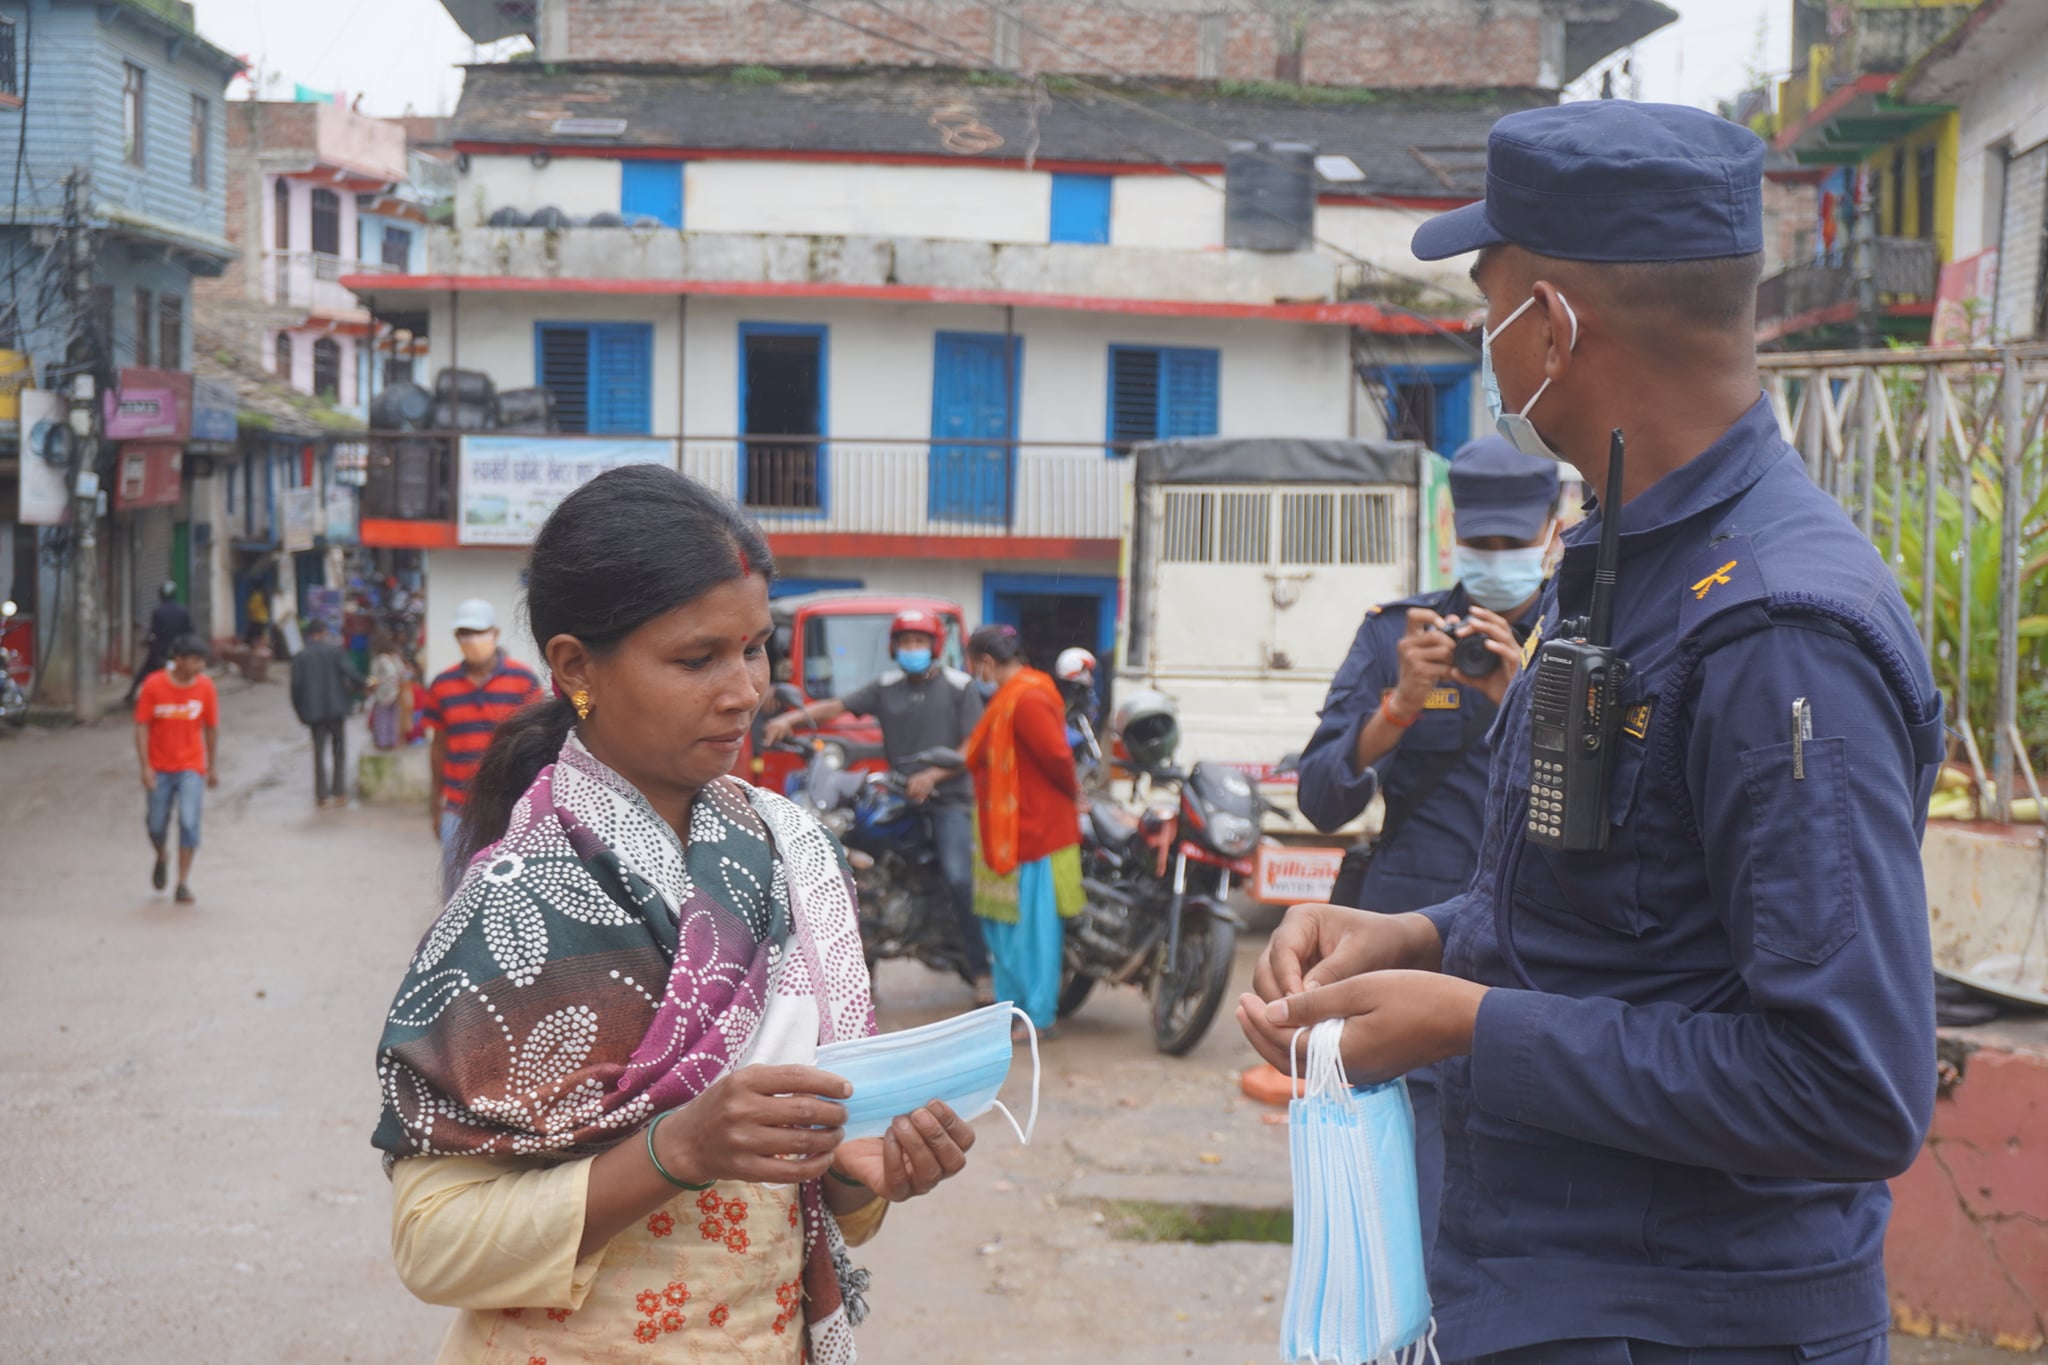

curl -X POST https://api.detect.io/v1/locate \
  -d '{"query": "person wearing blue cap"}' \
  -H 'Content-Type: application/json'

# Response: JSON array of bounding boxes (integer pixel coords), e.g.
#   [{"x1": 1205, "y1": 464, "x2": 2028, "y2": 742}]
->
[
  {"x1": 1294, "y1": 433, "x2": 1559, "y2": 1263},
  {"x1": 1243, "y1": 101, "x2": 1942, "y2": 1364}
]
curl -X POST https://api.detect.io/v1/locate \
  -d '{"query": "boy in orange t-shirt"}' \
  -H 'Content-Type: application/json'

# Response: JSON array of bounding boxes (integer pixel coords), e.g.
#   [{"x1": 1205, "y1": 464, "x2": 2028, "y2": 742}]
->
[{"x1": 134, "y1": 634, "x2": 220, "y2": 904}]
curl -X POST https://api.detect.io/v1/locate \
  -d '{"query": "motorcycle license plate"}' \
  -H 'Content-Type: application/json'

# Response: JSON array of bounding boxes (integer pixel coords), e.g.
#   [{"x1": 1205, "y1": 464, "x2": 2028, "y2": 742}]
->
[{"x1": 1251, "y1": 845, "x2": 1344, "y2": 906}]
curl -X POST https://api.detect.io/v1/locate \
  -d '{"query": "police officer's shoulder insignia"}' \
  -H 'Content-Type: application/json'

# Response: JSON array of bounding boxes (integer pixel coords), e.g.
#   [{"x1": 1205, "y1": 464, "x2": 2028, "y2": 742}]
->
[
  {"x1": 1366, "y1": 605, "x2": 1383, "y2": 618},
  {"x1": 1425, "y1": 686, "x2": 1461, "y2": 710},
  {"x1": 1521, "y1": 612, "x2": 1546, "y2": 667},
  {"x1": 1678, "y1": 533, "x2": 1766, "y2": 640},
  {"x1": 1621, "y1": 698, "x2": 1655, "y2": 740}
]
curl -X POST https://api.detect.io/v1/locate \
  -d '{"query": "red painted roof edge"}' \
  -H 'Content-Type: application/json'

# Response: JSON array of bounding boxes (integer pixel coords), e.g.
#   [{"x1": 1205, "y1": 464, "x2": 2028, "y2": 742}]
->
[
  {"x1": 340, "y1": 273, "x2": 1466, "y2": 334},
  {"x1": 1772, "y1": 73, "x2": 1896, "y2": 153}
]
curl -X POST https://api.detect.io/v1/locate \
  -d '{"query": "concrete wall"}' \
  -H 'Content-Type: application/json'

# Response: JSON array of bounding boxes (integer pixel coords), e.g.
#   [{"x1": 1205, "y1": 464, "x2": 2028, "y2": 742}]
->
[
  {"x1": 687, "y1": 160, "x2": 1053, "y2": 243},
  {"x1": 424, "y1": 290, "x2": 1353, "y2": 442},
  {"x1": 462, "y1": 154, "x2": 623, "y2": 230}
]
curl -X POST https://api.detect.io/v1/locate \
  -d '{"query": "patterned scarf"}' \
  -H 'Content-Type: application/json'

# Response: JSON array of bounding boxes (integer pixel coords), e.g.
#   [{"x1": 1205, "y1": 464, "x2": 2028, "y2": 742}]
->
[
  {"x1": 962, "y1": 666, "x2": 1066, "y2": 877},
  {"x1": 373, "y1": 732, "x2": 877, "y2": 1364}
]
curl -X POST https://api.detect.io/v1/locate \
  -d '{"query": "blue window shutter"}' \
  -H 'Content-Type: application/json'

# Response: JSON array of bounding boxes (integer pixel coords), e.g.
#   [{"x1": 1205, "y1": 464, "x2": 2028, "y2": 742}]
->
[
  {"x1": 1050, "y1": 174, "x2": 1112, "y2": 245},
  {"x1": 589, "y1": 324, "x2": 653, "y2": 434},
  {"x1": 537, "y1": 324, "x2": 592, "y2": 432},
  {"x1": 1160, "y1": 348, "x2": 1219, "y2": 437},
  {"x1": 1108, "y1": 346, "x2": 1161, "y2": 445},
  {"x1": 621, "y1": 161, "x2": 685, "y2": 228}
]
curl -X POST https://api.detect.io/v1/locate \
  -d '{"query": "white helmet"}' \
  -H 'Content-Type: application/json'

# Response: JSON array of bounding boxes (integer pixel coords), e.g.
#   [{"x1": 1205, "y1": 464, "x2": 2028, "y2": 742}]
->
[{"x1": 1054, "y1": 647, "x2": 1097, "y2": 688}]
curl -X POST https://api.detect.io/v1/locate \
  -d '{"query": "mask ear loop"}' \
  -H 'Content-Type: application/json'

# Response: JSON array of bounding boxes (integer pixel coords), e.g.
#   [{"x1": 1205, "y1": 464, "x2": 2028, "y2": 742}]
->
[{"x1": 988, "y1": 1006, "x2": 1041, "y2": 1145}]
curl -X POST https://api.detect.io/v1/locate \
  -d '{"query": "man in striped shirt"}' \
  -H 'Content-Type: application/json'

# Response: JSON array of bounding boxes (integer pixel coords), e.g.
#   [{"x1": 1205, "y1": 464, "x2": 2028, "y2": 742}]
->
[{"x1": 425, "y1": 598, "x2": 543, "y2": 896}]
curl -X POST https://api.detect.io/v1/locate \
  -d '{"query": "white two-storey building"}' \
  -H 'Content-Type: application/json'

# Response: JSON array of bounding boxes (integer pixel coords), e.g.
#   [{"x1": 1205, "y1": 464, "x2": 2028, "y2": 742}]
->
[{"x1": 345, "y1": 64, "x2": 1542, "y2": 677}]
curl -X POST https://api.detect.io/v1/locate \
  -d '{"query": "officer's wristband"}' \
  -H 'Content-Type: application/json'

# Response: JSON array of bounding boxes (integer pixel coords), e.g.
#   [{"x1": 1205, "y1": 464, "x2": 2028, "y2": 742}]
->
[{"x1": 1379, "y1": 692, "x2": 1419, "y2": 729}]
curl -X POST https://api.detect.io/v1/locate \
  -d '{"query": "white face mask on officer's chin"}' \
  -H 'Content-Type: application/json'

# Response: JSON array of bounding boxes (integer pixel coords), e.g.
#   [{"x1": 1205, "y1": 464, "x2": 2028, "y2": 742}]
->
[{"x1": 1482, "y1": 290, "x2": 1579, "y2": 463}]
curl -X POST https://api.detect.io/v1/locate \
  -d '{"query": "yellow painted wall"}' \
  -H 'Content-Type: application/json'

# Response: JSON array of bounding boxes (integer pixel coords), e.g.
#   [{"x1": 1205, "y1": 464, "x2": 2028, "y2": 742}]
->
[{"x1": 1862, "y1": 111, "x2": 1958, "y2": 262}]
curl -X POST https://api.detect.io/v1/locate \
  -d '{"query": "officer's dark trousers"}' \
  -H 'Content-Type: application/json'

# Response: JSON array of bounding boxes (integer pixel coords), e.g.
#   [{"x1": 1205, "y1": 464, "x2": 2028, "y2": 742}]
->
[
  {"x1": 309, "y1": 718, "x2": 346, "y2": 803},
  {"x1": 1456, "y1": 1333, "x2": 1887, "y2": 1364},
  {"x1": 926, "y1": 802, "x2": 990, "y2": 979}
]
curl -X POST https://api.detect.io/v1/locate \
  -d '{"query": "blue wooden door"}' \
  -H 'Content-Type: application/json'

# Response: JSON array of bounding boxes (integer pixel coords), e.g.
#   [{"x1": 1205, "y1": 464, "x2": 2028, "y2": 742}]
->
[{"x1": 929, "y1": 333, "x2": 1019, "y2": 523}]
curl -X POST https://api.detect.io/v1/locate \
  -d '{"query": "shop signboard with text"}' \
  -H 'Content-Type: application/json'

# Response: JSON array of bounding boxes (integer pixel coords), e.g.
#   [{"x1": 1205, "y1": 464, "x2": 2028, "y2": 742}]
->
[
  {"x1": 458, "y1": 435, "x2": 675, "y2": 546},
  {"x1": 116, "y1": 443, "x2": 184, "y2": 509},
  {"x1": 17, "y1": 389, "x2": 72, "y2": 525},
  {"x1": 103, "y1": 368, "x2": 193, "y2": 441},
  {"x1": 191, "y1": 378, "x2": 239, "y2": 446},
  {"x1": 281, "y1": 487, "x2": 320, "y2": 553}
]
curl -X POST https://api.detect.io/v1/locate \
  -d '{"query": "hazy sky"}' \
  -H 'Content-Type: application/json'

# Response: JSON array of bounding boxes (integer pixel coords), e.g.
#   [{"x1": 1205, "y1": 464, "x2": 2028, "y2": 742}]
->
[{"x1": 193, "y1": 0, "x2": 1783, "y2": 121}]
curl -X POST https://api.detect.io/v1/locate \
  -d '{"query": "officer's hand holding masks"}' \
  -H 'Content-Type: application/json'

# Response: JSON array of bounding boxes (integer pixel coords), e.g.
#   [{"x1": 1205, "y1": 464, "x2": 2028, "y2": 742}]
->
[{"x1": 1238, "y1": 903, "x2": 1488, "y2": 1084}]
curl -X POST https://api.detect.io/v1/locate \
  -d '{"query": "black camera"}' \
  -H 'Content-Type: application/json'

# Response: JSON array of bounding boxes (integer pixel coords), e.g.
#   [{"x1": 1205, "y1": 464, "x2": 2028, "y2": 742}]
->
[{"x1": 1436, "y1": 621, "x2": 1501, "y2": 678}]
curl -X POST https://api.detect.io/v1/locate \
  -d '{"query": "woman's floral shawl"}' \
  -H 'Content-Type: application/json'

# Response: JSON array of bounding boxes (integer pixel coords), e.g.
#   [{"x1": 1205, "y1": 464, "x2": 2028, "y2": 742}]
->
[{"x1": 373, "y1": 732, "x2": 877, "y2": 1363}]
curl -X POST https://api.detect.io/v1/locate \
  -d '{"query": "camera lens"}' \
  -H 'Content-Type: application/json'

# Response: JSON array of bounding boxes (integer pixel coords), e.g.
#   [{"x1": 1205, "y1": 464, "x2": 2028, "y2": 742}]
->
[{"x1": 1454, "y1": 631, "x2": 1500, "y2": 678}]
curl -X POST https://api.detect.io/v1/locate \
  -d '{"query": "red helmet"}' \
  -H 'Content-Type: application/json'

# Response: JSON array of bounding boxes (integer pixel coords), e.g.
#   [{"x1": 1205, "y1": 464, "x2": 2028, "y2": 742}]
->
[{"x1": 890, "y1": 608, "x2": 944, "y2": 641}]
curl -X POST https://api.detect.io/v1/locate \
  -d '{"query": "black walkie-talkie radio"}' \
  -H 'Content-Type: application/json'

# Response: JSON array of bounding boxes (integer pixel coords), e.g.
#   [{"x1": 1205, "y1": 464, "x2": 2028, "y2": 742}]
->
[{"x1": 1525, "y1": 428, "x2": 1631, "y2": 852}]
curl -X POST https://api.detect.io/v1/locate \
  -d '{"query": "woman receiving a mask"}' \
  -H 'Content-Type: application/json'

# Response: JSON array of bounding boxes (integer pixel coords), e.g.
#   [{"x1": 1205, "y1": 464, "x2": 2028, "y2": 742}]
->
[
  {"x1": 374, "y1": 466, "x2": 975, "y2": 1364},
  {"x1": 962, "y1": 625, "x2": 1086, "y2": 1041}
]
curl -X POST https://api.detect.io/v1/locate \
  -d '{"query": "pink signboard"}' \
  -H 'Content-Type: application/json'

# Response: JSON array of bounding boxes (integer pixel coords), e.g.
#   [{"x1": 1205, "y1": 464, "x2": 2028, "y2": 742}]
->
[{"x1": 102, "y1": 367, "x2": 193, "y2": 441}]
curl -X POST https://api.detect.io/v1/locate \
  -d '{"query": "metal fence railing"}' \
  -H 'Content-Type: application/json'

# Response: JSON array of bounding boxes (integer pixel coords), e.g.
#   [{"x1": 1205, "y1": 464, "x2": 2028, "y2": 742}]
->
[
  {"x1": 1759, "y1": 344, "x2": 2048, "y2": 821},
  {"x1": 359, "y1": 434, "x2": 1129, "y2": 543}
]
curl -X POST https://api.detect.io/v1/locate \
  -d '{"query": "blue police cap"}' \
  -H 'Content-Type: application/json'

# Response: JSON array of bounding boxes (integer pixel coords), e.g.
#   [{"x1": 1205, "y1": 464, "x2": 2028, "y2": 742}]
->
[
  {"x1": 1412, "y1": 102, "x2": 1765, "y2": 264},
  {"x1": 1448, "y1": 436, "x2": 1559, "y2": 541}
]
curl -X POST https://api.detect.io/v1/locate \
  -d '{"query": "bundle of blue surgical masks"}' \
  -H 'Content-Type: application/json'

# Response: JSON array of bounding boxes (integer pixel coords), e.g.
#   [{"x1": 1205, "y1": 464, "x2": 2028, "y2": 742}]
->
[{"x1": 1280, "y1": 1018, "x2": 1435, "y2": 1365}]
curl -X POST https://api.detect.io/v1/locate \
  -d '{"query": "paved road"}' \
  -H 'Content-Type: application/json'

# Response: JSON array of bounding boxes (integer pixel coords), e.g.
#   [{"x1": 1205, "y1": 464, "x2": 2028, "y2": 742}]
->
[{"x1": 0, "y1": 679, "x2": 2023, "y2": 1363}]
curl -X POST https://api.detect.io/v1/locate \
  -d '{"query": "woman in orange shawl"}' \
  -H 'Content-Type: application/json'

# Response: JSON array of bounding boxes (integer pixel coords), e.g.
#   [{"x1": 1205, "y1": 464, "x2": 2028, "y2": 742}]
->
[{"x1": 962, "y1": 625, "x2": 1083, "y2": 1038}]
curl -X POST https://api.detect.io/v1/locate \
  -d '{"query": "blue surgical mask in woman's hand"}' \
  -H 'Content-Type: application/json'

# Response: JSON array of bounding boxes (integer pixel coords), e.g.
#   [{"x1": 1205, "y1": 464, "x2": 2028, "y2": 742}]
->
[{"x1": 814, "y1": 1002, "x2": 1040, "y2": 1144}]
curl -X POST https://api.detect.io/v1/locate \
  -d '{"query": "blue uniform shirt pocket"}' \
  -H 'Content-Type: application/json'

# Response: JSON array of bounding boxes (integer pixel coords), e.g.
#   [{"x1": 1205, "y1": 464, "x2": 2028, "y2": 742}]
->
[
  {"x1": 1739, "y1": 734, "x2": 1857, "y2": 965},
  {"x1": 1509, "y1": 741, "x2": 1650, "y2": 938}
]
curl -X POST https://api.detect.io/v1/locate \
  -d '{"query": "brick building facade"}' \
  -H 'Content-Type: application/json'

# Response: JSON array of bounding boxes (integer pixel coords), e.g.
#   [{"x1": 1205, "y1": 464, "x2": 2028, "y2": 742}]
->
[{"x1": 511, "y1": 0, "x2": 1663, "y2": 91}]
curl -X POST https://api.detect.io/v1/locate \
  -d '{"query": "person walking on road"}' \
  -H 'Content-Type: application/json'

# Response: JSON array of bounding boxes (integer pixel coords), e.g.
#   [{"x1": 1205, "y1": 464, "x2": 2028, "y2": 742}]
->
[
  {"x1": 374, "y1": 466, "x2": 976, "y2": 1364},
  {"x1": 123, "y1": 581, "x2": 194, "y2": 704},
  {"x1": 962, "y1": 624, "x2": 1083, "y2": 1040},
  {"x1": 290, "y1": 617, "x2": 364, "y2": 808},
  {"x1": 134, "y1": 634, "x2": 219, "y2": 905},
  {"x1": 1240, "y1": 102, "x2": 1945, "y2": 1365},
  {"x1": 423, "y1": 597, "x2": 542, "y2": 896},
  {"x1": 760, "y1": 607, "x2": 992, "y2": 1003},
  {"x1": 366, "y1": 631, "x2": 409, "y2": 751}
]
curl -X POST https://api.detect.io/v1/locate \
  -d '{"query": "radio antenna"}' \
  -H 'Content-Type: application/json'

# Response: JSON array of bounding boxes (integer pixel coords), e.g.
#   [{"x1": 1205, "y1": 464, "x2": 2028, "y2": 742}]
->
[{"x1": 1588, "y1": 428, "x2": 1625, "y2": 648}]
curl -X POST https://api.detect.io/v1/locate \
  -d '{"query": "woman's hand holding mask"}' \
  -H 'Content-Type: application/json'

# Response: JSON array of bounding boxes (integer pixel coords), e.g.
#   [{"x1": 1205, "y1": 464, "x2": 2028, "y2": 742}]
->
[{"x1": 831, "y1": 1101, "x2": 976, "y2": 1202}]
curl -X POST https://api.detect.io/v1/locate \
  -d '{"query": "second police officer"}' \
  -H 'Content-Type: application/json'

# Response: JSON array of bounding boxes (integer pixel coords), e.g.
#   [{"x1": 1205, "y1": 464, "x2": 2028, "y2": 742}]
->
[
  {"x1": 1295, "y1": 434, "x2": 1559, "y2": 1257},
  {"x1": 1242, "y1": 101, "x2": 1944, "y2": 1365}
]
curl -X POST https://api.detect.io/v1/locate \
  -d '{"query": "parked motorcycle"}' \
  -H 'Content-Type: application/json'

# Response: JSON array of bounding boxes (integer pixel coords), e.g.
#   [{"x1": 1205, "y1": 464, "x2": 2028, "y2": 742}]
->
[
  {"x1": 777, "y1": 733, "x2": 978, "y2": 986},
  {"x1": 1, "y1": 600, "x2": 28, "y2": 727},
  {"x1": 1058, "y1": 690, "x2": 1250, "y2": 1056}
]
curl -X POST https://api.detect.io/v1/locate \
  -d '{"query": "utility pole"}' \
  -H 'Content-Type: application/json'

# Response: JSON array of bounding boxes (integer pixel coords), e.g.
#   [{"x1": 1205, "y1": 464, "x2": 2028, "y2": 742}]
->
[{"x1": 58, "y1": 171, "x2": 102, "y2": 722}]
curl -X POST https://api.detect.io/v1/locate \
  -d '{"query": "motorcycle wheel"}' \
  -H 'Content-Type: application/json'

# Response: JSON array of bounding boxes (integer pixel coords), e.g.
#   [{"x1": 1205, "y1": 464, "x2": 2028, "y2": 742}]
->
[
  {"x1": 1149, "y1": 911, "x2": 1237, "y2": 1056},
  {"x1": 1056, "y1": 960, "x2": 1095, "y2": 1019}
]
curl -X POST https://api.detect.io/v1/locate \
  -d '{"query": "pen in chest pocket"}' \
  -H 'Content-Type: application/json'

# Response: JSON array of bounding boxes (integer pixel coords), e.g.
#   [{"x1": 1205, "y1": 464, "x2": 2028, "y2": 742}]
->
[{"x1": 1792, "y1": 697, "x2": 1812, "y2": 780}]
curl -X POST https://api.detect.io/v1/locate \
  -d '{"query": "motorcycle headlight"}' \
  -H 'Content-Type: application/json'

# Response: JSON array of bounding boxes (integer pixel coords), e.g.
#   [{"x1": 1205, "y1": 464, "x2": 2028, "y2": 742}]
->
[
  {"x1": 1208, "y1": 810, "x2": 1258, "y2": 858},
  {"x1": 814, "y1": 742, "x2": 848, "y2": 772}
]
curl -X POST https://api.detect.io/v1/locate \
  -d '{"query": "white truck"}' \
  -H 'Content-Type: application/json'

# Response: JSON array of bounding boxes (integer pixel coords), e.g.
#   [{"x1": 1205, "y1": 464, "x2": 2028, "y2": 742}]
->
[{"x1": 1116, "y1": 436, "x2": 1447, "y2": 898}]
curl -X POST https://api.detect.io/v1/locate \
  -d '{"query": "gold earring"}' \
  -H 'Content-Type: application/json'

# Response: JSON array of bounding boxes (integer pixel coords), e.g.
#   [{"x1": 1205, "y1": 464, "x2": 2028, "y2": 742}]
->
[{"x1": 571, "y1": 690, "x2": 592, "y2": 722}]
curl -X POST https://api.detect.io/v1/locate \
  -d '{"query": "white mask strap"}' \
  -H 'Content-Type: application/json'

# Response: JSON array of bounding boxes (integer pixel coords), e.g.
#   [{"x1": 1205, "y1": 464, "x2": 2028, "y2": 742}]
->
[{"x1": 989, "y1": 1005, "x2": 1041, "y2": 1145}]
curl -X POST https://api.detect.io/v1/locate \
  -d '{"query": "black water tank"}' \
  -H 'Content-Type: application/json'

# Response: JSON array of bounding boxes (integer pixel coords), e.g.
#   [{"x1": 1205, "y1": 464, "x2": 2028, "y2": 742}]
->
[
  {"x1": 1224, "y1": 141, "x2": 1315, "y2": 252},
  {"x1": 370, "y1": 381, "x2": 432, "y2": 430},
  {"x1": 487, "y1": 206, "x2": 527, "y2": 228},
  {"x1": 585, "y1": 210, "x2": 624, "y2": 228},
  {"x1": 527, "y1": 206, "x2": 571, "y2": 229},
  {"x1": 434, "y1": 368, "x2": 496, "y2": 405},
  {"x1": 495, "y1": 386, "x2": 559, "y2": 433}
]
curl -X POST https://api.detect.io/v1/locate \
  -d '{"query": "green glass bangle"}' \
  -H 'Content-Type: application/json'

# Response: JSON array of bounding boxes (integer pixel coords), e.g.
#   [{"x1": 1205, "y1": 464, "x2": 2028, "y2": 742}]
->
[
  {"x1": 826, "y1": 1167, "x2": 866, "y2": 1189},
  {"x1": 645, "y1": 1110, "x2": 714, "y2": 1191}
]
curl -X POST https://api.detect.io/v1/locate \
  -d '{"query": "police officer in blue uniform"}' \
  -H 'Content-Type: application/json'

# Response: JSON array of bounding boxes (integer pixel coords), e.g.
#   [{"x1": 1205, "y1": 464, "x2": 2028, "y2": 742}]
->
[
  {"x1": 1296, "y1": 435, "x2": 1558, "y2": 1258},
  {"x1": 1240, "y1": 101, "x2": 1942, "y2": 1365}
]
